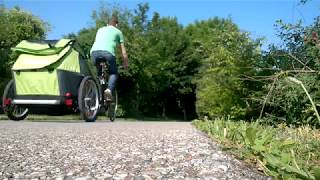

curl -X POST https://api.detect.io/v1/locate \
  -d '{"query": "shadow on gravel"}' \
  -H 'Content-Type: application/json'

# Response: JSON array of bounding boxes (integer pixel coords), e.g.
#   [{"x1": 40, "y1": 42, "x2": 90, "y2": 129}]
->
[{"x1": 0, "y1": 113, "x2": 191, "y2": 123}]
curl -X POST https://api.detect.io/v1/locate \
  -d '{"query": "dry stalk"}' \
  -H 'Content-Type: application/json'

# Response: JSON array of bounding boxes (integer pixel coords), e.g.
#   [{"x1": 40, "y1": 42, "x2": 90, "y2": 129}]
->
[
  {"x1": 271, "y1": 52, "x2": 314, "y2": 71},
  {"x1": 259, "y1": 75, "x2": 279, "y2": 119}
]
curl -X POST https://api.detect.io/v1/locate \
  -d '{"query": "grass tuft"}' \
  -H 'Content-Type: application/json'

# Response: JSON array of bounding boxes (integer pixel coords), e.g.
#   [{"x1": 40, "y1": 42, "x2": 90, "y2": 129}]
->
[{"x1": 193, "y1": 118, "x2": 320, "y2": 179}]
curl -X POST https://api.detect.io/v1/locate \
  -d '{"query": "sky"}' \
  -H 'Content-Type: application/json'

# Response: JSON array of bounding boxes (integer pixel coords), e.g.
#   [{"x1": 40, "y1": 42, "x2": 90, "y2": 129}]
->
[{"x1": 3, "y1": 0, "x2": 320, "y2": 48}]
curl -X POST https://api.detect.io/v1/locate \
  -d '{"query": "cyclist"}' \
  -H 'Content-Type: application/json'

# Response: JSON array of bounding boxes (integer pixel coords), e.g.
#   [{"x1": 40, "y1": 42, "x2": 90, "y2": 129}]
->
[{"x1": 90, "y1": 15, "x2": 128, "y2": 101}]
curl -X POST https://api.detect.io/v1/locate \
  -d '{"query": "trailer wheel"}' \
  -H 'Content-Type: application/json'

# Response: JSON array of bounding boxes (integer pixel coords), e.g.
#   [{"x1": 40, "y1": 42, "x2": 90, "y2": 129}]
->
[{"x1": 2, "y1": 80, "x2": 29, "y2": 121}]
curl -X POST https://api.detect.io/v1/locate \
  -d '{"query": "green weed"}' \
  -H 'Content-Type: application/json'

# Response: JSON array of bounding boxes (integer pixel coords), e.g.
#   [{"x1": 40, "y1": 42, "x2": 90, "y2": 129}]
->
[{"x1": 193, "y1": 119, "x2": 320, "y2": 179}]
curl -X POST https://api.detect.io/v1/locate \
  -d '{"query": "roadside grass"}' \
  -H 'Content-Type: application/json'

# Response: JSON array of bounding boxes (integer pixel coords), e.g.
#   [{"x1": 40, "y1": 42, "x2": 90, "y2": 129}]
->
[{"x1": 193, "y1": 118, "x2": 320, "y2": 180}]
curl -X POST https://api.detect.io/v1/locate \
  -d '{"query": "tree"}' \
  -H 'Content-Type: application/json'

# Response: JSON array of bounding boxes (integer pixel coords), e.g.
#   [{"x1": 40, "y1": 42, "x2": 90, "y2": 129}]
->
[
  {"x1": 186, "y1": 18, "x2": 262, "y2": 119},
  {"x1": 142, "y1": 14, "x2": 198, "y2": 119}
]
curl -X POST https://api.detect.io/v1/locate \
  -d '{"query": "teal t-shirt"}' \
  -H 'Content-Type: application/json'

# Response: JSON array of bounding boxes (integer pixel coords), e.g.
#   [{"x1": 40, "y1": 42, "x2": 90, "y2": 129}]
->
[{"x1": 90, "y1": 25, "x2": 124, "y2": 56}]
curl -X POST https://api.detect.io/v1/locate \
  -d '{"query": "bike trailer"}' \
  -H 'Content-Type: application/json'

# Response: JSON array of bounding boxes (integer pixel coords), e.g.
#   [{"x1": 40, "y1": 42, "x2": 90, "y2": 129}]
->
[{"x1": 2, "y1": 39, "x2": 100, "y2": 121}]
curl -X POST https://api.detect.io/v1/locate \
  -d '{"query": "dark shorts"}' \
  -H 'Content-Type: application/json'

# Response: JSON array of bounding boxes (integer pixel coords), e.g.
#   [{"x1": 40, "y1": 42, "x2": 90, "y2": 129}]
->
[{"x1": 91, "y1": 50, "x2": 118, "y2": 75}]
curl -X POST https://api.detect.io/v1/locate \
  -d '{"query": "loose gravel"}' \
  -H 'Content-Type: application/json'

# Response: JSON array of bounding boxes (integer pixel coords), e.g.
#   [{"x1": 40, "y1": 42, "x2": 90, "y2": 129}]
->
[{"x1": 0, "y1": 121, "x2": 270, "y2": 179}]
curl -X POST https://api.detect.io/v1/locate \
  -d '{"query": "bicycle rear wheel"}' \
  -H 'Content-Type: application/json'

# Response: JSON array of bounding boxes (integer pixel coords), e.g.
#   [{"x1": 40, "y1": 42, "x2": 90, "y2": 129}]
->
[{"x1": 78, "y1": 76, "x2": 99, "y2": 122}]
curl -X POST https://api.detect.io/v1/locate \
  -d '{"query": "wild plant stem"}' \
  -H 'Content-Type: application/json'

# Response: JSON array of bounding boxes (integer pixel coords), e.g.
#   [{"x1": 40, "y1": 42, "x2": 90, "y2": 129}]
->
[
  {"x1": 300, "y1": 81, "x2": 320, "y2": 125},
  {"x1": 291, "y1": 149, "x2": 300, "y2": 171},
  {"x1": 287, "y1": 77, "x2": 320, "y2": 125}
]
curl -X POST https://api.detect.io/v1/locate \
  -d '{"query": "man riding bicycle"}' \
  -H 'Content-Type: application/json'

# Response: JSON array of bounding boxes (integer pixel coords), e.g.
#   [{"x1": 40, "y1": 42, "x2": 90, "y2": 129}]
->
[{"x1": 90, "y1": 15, "x2": 128, "y2": 101}]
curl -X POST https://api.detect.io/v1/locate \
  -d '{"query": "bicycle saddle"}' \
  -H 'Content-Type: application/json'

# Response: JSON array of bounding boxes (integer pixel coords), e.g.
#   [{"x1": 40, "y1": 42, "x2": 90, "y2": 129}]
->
[{"x1": 96, "y1": 56, "x2": 106, "y2": 65}]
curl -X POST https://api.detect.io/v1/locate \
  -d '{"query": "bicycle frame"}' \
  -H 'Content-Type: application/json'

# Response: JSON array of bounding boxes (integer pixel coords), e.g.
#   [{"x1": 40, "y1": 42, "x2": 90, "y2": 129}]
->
[
  {"x1": 96, "y1": 61, "x2": 108, "y2": 105},
  {"x1": 93, "y1": 56, "x2": 118, "y2": 121}
]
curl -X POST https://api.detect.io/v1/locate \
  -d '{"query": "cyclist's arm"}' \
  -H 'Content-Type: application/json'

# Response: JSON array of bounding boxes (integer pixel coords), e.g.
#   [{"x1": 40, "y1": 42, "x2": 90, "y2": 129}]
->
[{"x1": 120, "y1": 43, "x2": 128, "y2": 69}]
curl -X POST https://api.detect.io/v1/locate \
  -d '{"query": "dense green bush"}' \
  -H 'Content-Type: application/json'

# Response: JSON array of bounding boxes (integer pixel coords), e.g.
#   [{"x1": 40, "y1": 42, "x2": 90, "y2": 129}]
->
[
  {"x1": 260, "y1": 74, "x2": 320, "y2": 127},
  {"x1": 256, "y1": 16, "x2": 320, "y2": 127},
  {"x1": 186, "y1": 18, "x2": 261, "y2": 120}
]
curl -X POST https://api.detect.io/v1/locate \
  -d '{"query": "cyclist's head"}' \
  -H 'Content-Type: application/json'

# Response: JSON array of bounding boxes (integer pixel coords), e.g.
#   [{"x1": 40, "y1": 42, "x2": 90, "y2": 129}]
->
[{"x1": 109, "y1": 15, "x2": 119, "y2": 26}]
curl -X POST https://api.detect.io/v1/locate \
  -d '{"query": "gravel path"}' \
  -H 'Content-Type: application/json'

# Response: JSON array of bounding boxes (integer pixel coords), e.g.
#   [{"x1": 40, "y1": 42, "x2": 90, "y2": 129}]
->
[{"x1": 0, "y1": 121, "x2": 269, "y2": 179}]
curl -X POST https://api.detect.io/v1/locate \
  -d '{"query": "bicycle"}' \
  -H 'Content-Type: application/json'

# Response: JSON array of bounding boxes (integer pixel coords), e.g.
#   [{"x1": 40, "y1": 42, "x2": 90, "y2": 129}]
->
[{"x1": 78, "y1": 56, "x2": 119, "y2": 122}]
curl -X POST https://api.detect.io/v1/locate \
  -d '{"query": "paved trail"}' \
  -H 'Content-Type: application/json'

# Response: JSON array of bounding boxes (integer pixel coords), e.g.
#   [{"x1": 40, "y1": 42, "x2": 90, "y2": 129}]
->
[{"x1": 0, "y1": 121, "x2": 269, "y2": 179}]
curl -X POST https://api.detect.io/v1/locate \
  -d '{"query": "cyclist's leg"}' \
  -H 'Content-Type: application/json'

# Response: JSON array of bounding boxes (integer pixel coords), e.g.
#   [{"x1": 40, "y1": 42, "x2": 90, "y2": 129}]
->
[
  {"x1": 91, "y1": 50, "x2": 105, "y2": 76},
  {"x1": 105, "y1": 53, "x2": 118, "y2": 93}
]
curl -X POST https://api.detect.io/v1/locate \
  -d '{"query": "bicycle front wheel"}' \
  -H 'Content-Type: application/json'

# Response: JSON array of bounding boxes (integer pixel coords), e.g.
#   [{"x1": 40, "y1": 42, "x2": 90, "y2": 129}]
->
[
  {"x1": 78, "y1": 76, "x2": 99, "y2": 122},
  {"x1": 106, "y1": 89, "x2": 117, "y2": 122}
]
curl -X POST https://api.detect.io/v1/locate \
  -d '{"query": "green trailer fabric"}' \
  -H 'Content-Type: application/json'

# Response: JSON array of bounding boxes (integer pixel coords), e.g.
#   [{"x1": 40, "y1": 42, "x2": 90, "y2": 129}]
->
[
  {"x1": 13, "y1": 40, "x2": 51, "y2": 51},
  {"x1": 14, "y1": 71, "x2": 59, "y2": 96},
  {"x1": 11, "y1": 39, "x2": 72, "y2": 56},
  {"x1": 12, "y1": 45, "x2": 71, "y2": 70},
  {"x1": 57, "y1": 49, "x2": 80, "y2": 73},
  {"x1": 11, "y1": 39, "x2": 90, "y2": 96}
]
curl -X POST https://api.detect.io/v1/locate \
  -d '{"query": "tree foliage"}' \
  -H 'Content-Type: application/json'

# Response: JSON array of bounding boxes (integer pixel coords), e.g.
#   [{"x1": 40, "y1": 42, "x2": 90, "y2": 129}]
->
[{"x1": 186, "y1": 18, "x2": 262, "y2": 119}]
